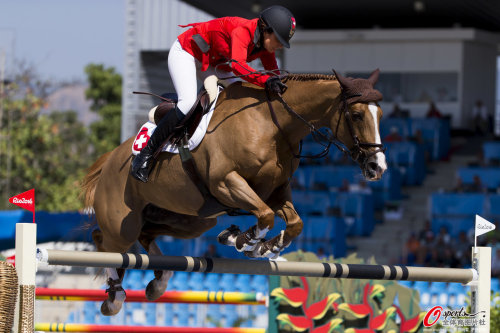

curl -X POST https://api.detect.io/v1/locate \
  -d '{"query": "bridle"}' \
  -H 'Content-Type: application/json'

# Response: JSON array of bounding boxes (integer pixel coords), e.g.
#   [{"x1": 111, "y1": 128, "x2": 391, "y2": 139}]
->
[
  {"x1": 214, "y1": 61, "x2": 385, "y2": 168},
  {"x1": 264, "y1": 80, "x2": 386, "y2": 169},
  {"x1": 336, "y1": 92, "x2": 386, "y2": 167}
]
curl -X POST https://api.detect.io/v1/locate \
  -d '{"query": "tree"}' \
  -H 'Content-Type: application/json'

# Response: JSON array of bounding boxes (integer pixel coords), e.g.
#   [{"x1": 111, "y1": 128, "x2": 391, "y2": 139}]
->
[
  {"x1": 85, "y1": 64, "x2": 122, "y2": 157},
  {"x1": 0, "y1": 63, "x2": 123, "y2": 211},
  {"x1": 0, "y1": 70, "x2": 93, "y2": 211}
]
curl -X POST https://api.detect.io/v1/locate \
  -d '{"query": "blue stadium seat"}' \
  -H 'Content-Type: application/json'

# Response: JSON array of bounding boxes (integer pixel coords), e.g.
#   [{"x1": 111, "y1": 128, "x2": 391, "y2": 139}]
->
[
  {"x1": 122, "y1": 270, "x2": 144, "y2": 290},
  {"x1": 235, "y1": 274, "x2": 251, "y2": 292},
  {"x1": 82, "y1": 301, "x2": 97, "y2": 324},
  {"x1": 398, "y1": 280, "x2": 413, "y2": 288},
  {"x1": 429, "y1": 282, "x2": 448, "y2": 306},
  {"x1": 447, "y1": 283, "x2": 467, "y2": 308},
  {"x1": 291, "y1": 190, "x2": 331, "y2": 216},
  {"x1": 458, "y1": 167, "x2": 500, "y2": 190},
  {"x1": 250, "y1": 275, "x2": 268, "y2": 294},
  {"x1": 145, "y1": 303, "x2": 157, "y2": 326},
  {"x1": 492, "y1": 277, "x2": 500, "y2": 294},
  {"x1": 381, "y1": 118, "x2": 411, "y2": 139},
  {"x1": 203, "y1": 273, "x2": 221, "y2": 291},
  {"x1": 170, "y1": 271, "x2": 189, "y2": 290},
  {"x1": 187, "y1": 272, "x2": 205, "y2": 291},
  {"x1": 162, "y1": 304, "x2": 174, "y2": 326},
  {"x1": 219, "y1": 273, "x2": 236, "y2": 291},
  {"x1": 431, "y1": 193, "x2": 486, "y2": 237},
  {"x1": 65, "y1": 311, "x2": 77, "y2": 324},
  {"x1": 483, "y1": 142, "x2": 500, "y2": 164}
]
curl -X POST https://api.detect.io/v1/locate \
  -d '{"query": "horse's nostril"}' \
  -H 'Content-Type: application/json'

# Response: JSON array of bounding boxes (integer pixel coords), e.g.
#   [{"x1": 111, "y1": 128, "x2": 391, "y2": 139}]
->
[{"x1": 368, "y1": 162, "x2": 378, "y2": 171}]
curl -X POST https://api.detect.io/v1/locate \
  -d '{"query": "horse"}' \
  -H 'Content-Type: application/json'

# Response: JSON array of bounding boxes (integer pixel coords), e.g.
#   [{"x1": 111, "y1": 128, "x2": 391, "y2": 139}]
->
[{"x1": 81, "y1": 69, "x2": 387, "y2": 316}]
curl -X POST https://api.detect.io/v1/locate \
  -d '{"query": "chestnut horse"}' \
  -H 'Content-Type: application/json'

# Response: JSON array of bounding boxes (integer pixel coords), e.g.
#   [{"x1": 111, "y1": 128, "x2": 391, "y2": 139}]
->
[{"x1": 82, "y1": 69, "x2": 387, "y2": 315}]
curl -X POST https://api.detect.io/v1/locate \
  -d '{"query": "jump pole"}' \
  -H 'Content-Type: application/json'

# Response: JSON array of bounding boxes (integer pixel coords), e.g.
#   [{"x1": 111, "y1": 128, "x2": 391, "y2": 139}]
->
[
  {"x1": 37, "y1": 248, "x2": 477, "y2": 283},
  {"x1": 15, "y1": 223, "x2": 492, "y2": 332}
]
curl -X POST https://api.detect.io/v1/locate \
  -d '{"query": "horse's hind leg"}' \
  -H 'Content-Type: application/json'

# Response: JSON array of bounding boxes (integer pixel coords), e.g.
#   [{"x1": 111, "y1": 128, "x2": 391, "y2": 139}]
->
[
  {"x1": 92, "y1": 211, "x2": 143, "y2": 316},
  {"x1": 138, "y1": 227, "x2": 173, "y2": 301}
]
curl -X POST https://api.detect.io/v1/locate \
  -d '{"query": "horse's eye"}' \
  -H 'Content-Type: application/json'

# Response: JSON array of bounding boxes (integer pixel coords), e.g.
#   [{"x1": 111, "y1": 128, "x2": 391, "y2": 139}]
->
[{"x1": 352, "y1": 112, "x2": 363, "y2": 121}]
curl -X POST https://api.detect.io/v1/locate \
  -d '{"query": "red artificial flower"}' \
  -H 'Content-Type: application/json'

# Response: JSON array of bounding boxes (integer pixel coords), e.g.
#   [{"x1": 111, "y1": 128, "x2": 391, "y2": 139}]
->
[{"x1": 276, "y1": 313, "x2": 313, "y2": 332}]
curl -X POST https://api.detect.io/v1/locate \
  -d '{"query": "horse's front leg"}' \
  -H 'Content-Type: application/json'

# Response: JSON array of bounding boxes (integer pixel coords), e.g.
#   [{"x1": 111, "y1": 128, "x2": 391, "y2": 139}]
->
[
  {"x1": 254, "y1": 184, "x2": 303, "y2": 258},
  {"x1": 215, "y1": 171, "x2": 275, "y2": 253}
]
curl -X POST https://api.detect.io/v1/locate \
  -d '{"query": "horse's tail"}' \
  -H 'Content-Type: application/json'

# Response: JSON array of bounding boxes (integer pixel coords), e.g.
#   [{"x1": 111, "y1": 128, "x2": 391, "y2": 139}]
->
[{"x1": 81, "y1": 151, "x2": 112, "y2": 211}]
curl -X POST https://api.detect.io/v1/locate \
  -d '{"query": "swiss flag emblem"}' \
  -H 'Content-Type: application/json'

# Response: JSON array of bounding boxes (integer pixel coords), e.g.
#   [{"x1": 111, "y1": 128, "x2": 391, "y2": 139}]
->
[{"x1": 133, "y1": 126, "x2": 150, "y2": 151}]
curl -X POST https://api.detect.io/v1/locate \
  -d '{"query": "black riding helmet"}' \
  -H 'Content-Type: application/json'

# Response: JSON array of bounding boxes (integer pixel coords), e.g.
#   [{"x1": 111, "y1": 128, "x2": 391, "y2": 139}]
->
[{"x1": 259, "y1": 6, "x2": 296, "y2": 49}]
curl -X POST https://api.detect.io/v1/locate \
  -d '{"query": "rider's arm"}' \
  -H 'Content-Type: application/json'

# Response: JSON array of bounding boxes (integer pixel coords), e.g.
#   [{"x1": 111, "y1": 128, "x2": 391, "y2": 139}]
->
[{"x1": 230, "y1": 26, "x2": 274, "y2": 87}]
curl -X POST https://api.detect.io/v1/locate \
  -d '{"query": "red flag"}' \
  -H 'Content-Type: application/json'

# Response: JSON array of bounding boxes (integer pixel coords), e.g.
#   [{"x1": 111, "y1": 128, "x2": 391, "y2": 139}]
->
[
  {"x1": 9, "y1": 189, "x2": 35, "y2": 223},
  {"x1": 6, "y1": 255, "x2": 15, "y2": 266}
]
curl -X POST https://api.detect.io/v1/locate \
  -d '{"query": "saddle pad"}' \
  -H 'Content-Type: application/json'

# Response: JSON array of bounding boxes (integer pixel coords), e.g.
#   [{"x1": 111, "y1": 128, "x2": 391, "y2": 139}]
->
[{"x1": 132, "y1": 86, "x2": 221, "y2": 155}]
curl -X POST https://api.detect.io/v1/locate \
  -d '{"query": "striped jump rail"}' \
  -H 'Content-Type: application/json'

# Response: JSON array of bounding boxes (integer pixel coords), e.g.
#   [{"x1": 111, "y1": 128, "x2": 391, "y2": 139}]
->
[
  {"x1": 35, "y1": 288, "x2": 266, "y2": 305},
  {"x1": 35, "y1": 323, "x2": 265, "y2": 332},
  {"x1": 37, "y1": 248, "x2": 477, "y2": 284}
]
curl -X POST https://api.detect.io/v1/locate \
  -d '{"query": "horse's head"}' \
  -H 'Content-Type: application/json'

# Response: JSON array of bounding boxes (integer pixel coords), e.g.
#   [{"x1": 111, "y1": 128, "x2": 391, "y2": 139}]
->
[{"x1": 331, "y1": 69, "x2": 387, "y2": 180}]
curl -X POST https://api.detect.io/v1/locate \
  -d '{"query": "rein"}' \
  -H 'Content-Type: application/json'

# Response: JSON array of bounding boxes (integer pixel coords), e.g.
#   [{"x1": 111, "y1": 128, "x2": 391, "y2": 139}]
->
[{"x1": 264, "y1": 82, "x2": 386, "y2": 166}]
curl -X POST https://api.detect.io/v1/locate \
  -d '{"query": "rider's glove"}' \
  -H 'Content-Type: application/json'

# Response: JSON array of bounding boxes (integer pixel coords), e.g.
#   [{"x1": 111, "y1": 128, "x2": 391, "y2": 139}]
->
[{"x1": 265, "y1": 76, "x2": 287, "y2": 95}]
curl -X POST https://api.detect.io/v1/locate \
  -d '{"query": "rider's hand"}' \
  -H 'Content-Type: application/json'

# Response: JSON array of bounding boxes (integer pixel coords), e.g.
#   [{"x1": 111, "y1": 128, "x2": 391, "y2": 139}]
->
[{"x1": 265, "y1": 76, "x2": 287, "y2": 95}]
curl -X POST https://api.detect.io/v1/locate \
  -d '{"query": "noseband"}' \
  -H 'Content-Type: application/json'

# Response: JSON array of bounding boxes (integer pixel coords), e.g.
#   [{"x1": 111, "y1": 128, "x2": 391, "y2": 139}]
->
[{"x1": 265, "y1": 89, "x2": 385, "y2": 168}]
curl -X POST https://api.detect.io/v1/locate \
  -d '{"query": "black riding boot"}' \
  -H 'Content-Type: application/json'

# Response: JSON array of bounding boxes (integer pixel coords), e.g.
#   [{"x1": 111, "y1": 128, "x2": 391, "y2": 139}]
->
[{"x1": 130, "y1": 107, "x2": 185, "y2": 182}]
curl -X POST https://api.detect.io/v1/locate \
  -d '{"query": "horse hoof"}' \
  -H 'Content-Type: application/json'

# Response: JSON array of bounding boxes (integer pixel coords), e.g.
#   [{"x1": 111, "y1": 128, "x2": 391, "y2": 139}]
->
[
  {"x1": 145, "y1": 278, "x2": 168, "y2": 301},
  {"x1": 243, "y1": 240, "x2": 281, "y2": 259},
  {"x1": 217, "y1": 224, "x2": 241, "y2": 246},
  {"x1": 100, "y1": 299, "x2": 123, "y2": 316}
]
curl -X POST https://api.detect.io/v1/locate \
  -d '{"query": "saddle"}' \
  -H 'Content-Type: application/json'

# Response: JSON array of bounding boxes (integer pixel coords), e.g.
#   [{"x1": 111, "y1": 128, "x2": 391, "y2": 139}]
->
[
  {"x1": 137, "y1": 88, "x2": 237, "y2": 217},
  {"x1": 152, "y1": 89, "x2": 212, "y2": 150}
]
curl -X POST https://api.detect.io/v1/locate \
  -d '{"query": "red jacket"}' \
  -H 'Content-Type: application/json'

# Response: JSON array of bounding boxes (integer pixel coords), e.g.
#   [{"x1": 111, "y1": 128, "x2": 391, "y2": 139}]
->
[{"x1": 177, "y1": 17, "x2": 279, "y2": 87}]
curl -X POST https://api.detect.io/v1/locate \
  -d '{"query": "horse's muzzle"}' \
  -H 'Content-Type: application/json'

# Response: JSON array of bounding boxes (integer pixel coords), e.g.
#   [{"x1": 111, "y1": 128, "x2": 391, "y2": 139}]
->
[{"x1": 364, "y1": 152, "x2": 387, "y2": 181}]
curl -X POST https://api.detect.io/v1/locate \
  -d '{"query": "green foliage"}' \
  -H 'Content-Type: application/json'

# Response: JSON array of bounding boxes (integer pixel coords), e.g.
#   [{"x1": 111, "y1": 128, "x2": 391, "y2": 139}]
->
[
  {"x1": 0, "y1": 63, "x2": 122, "y2": 212},
  {"x1": 84, "y1": 64, "x2": 122, "y2": 157},
  {"x1": 491, "y1": 292, "x2": 500, "y2": 332},
  {"x1": 0, "y1": 81, "x2": 92, "y2": 211}
]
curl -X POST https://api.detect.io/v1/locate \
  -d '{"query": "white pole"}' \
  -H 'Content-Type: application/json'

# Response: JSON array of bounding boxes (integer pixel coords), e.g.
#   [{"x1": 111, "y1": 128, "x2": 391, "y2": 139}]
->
[
  {"x1": 471, "y1": 246, "x2": 491, "y2": 333},
  {"x1": 13, "y1": 223, "x2": 37, "y2": 333}
]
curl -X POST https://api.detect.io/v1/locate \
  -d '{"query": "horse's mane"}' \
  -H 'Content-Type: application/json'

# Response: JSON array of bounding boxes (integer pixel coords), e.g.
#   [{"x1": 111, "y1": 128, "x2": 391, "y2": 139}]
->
[{"x1": 283, "y1": 73, "x2": 337, "y2": 82}]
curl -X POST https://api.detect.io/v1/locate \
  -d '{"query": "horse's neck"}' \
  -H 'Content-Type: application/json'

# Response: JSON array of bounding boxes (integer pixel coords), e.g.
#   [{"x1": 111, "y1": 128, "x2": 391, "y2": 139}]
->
[{"x1": 273, "y1": 79, "x2": 341, "y2": 143}]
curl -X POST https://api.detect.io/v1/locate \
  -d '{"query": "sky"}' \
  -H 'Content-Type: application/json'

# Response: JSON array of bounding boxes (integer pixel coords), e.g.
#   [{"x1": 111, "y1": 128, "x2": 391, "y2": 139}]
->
[{"x1": 0, "y1": 0, "x2": 124, "y2": 83}]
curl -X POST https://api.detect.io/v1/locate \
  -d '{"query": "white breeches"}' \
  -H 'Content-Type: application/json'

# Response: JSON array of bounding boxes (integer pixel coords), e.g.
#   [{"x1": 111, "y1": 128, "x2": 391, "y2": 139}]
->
[{"x1": 168, "y1": 39, "x2": 239, "y2": 115}]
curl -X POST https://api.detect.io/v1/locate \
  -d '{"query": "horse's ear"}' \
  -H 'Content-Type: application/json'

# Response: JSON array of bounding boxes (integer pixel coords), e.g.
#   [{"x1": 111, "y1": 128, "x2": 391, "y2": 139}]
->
[
  {"x1": 332, "y1": 69, "x2": 347, "y2": 89},
  {"x1": 368, "y1": 68, "x2": 380, "y2": 86}
]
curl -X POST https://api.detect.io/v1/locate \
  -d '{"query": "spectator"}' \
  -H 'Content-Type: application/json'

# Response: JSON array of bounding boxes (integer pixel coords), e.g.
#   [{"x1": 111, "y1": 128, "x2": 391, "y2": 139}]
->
[
  {"x1": 418, "y1": 220, "x2": 435, "y2": 243},
  {"x1": 453, "y1": 231, "x2": 472, "y2": 267},
  {"x1": 388, "y1": 104, "x2": 408, "y2": 118},
  {"x1": 404, "y1": 232, "x2": 420, "y2": 265},
  {"x1": 435, "y1": 226, "x2": 452, "y2": 246},
  {"x1": 203, "y1": 244, "x2": 221, "y2": 258},
  {"x1": 472, "y1": 99, "x2": 489, "y2": 135},
  {"x1": 339, "y1": 179, "x2": 350, "y2": 192},
  {"x1": 451, "y1": 177, "x2": 466, "y2": 193},
  {"x1": 469, "y1": 175, "x2": 486, "y2": 193},
  {"x1": 384, "y1": 127, "x2": 403, "y2": 142},
  {"x1": 426, "y1": 101, "x2": 443, "y2": 118},
  {"x1": 316, "y1": 247, "x2": 327, "y2": 260}
]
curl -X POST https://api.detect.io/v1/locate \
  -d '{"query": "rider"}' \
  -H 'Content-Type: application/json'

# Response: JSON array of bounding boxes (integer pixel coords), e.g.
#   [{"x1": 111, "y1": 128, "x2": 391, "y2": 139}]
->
[{"x1": 131, "y1": 5, "x2": 296, "y2": 182}]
